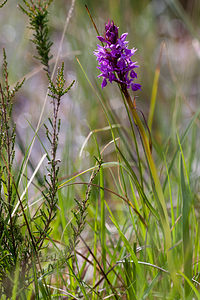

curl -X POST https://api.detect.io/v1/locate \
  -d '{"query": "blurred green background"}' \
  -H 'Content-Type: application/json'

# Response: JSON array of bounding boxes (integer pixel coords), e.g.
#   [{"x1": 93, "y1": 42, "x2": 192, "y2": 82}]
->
[{"x1": 0, "y1": 0, "x2": 199, "y2": 181}]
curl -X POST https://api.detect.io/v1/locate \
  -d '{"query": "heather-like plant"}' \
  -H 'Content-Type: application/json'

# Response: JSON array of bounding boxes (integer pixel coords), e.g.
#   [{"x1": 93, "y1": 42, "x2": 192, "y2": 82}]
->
[
  {"x1": 0, "y1": 2, "x2": 76, "y2": 298},
  {"x1": 0, "y1": 1, "x2": 200, "y2": 299},
  {"x1": 37, "y1": 64, "x2": 74, "y2": 251},
  {"x1": 0, "y1": 50, "x2": 25, "y2": 297},
  {"x1": 19, "y1": 0, "x2": 53, "y2": 72}
]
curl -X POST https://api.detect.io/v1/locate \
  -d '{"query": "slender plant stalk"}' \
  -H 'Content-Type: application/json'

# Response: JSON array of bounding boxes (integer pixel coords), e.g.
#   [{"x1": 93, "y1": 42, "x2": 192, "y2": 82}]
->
[
  {"x1": 122, "y1": 87, "x2": 179, "y2": 287},
  {"x1": 100, "y1": 167, "x2": 106, "y2": 272},
  {"x1": 148, "y1": 42, "x2": 164, "y2": 131}
]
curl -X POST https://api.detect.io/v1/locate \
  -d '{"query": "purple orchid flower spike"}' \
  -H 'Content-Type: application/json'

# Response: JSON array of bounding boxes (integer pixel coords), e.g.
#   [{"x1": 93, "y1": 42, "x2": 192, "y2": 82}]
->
[{"x1": 94, "y1": 20, "x2": 141, "y2": 92}]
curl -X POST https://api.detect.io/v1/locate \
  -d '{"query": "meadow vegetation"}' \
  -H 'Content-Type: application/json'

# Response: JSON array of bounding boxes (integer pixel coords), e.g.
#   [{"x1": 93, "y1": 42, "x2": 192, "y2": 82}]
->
[{"x1": 0, "y1": 0, "x2": 200, "y2": 299}]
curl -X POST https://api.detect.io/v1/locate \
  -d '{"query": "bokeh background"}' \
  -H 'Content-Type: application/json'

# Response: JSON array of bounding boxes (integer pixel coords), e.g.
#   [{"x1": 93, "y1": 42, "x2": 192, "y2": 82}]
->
[{"x1": 0, "y1": 0, "x2": 199, "y2": 198}]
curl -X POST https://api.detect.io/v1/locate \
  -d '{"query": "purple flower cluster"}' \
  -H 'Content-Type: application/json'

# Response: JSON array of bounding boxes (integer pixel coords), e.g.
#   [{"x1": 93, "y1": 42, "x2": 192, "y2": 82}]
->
[{"x1": 94, "y1": 20, "x2": 141, "y2": 92}]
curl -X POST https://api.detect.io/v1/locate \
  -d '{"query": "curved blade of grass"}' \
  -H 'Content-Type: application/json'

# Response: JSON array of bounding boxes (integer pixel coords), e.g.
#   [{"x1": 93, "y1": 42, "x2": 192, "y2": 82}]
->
[
  {"x1": 123, "y1": 93, "x2": 181, "y2": 291},
  {"x1": 24, "y1": 162, "x2": 121, "y2": 210},
  {"x1": 106, "y1": 200, "x2": 140, "y2": 298},
  {"x1": 11, "y1": 153, "x2": 47, "y2": 218},
  {"x1": 97, "y1": 83, "x2": 149, "y2": 188},
  {"x1": 141, "y1": 273, "x2": 160, "y2": 300},
  {"x1": 163, "y1": 154, "x2": 175, "y2": 243},
  {"x1": 116, "y1": 145, "x2": 159, "y2": 219},
  {"x1": 148, "y1": 42, "x2": 164, "y2": 131},
  {"x1": 79, "y1": 124, "x2": 121, "y2": 157},
  {"x1": 67, "y1": 181, "x2": 146, "y2": 226},
  {"x1": 105, "y1": 201, "x2": 139, "y2": 268},
  {"x1": 163, "y1": 106, "x2": 200, "y2": 191},
  {"x1": 178, "y1": 272, "x2": 200, "y2": 299},
  {"x1": 178, "y1": 135, "x2": 193, "y2": 297},
  {"x1": 120, "y1": 89, "x2": 144, "y2": 189}
]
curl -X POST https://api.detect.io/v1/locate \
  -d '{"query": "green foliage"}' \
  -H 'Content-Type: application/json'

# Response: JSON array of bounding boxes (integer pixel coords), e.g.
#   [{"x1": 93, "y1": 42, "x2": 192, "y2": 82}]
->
[
  {"x1": 72, "y1": 157, "x2": 102, "y2": 248},
  {"x1": 0, "y1": 50, "x2": 25, "y2": 298},
  {"x1": 47, "y1": 63, "x2": 75, "y2": 98},
  {"x1": 37, "y1": 64, "x2": 75, "y2": 250},
  {"x1": 0, "y1": 1, "x2": 200, "y2": 299},
  {"x1": 19, "y1": 0, "x2": 54, "y2": 72}
]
